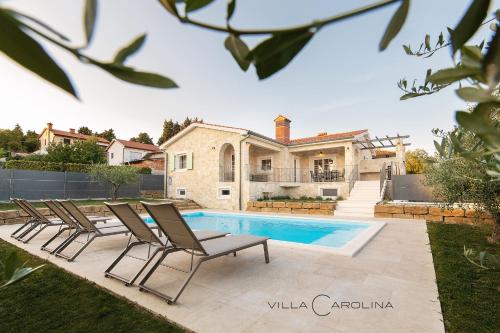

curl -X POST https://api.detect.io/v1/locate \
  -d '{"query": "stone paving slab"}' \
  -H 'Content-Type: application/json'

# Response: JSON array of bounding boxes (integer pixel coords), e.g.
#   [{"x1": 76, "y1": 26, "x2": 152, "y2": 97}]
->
[{"x1": 0, "y1": 217, "x2": 444, "y2": 333}]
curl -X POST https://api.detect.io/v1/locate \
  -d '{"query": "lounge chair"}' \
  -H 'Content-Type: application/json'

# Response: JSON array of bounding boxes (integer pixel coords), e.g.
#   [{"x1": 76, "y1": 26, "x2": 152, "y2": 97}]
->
[
  {"x1": 104, "y1": 202, "x2": 228, "y2": 286},
  {"x1": 138, "y1": 202, "x2": 270, "y2": 304},
  {"x1": 10, "y1": 199, "x2": 65, "y2": 243},
  {"x1": 54, "y1": 200, "x2": 130, "y2": 262},
  {"x1": 39, "y1": 200, "x2": 110, "y2": 253}
]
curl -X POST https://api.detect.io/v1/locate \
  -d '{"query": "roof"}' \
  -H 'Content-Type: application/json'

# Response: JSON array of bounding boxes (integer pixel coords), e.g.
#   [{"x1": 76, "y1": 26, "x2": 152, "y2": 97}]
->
[
  {"x1": 289, "y1": 129, "x2": 368, "y2": 145},
  {"x1": 43, "y1": 129, "x2": 110, "y2": 144},
  {"x1": 113, "y1": 139, "x2": 160, "y2": 152},
  {"x1": 160, "y1": 121, "x2": 369, "y2": 149}
]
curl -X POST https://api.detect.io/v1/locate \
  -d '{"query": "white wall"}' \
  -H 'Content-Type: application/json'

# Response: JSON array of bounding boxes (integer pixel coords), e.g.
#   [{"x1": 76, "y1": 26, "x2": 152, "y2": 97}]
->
[{"x1": 107, "y1": 141, "x2": 124, "y2": 165}]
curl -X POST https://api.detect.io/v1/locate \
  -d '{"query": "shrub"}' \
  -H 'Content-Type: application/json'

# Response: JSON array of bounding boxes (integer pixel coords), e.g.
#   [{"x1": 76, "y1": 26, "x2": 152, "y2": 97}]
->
[
  {"x1": 136, "y1": 167, "x2": 152, "y2": 174},
  {"x1": 5, "y1": 160, "x2": 63, "y2": 171},
  {"x1": 90, "y1": 165, "x2": 139, "y2": 200},
  {"x1": 270, "y1": 195, "x2": 291, "y2": 200},
  {"x1": 4, "y1": 160, "x2": 92, "y2": 173}
]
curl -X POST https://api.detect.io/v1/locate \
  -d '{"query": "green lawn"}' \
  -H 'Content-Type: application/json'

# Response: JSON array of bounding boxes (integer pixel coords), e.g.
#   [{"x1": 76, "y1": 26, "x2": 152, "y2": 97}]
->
[
  {"x1": 0, "y1": 198, "x2": 164, "y2": 211},
  {"x1": 427, "y1": 223, "x2": 499, "y2": 333},
  {"x1": 0, "y1": 240, "x2": 185, "y2": 333}
]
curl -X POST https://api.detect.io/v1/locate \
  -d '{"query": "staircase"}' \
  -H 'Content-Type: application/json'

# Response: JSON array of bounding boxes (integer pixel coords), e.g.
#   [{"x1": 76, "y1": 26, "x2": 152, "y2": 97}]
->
[
  {"x1": 335, "y1": 181, "x2": 380, "y2": 218},
  {"x1": 172, "y1": 199, "x2": 202, "y2": 210}
]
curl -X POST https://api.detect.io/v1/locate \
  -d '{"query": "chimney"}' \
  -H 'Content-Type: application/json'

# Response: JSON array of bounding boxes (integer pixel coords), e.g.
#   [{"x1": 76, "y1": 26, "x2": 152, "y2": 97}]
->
[
  {"x1": 274, "y1": 115, "x2": 291, "y2": 143},
  {"x1": 69, "y1": 128, "x2": 75, "y2": 134},
  {"x1": 317, "y1": 132, "x2": 327, "y2": 137},
  {"x1": 47, "y1": 122, "x2": 53, "y2": 131}
]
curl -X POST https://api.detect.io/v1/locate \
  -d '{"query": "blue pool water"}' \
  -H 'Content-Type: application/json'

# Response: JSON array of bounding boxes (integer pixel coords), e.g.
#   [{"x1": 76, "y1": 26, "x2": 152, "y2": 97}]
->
[{"x1": 144, "y1": 212, "x2": 370, "y2": 248}]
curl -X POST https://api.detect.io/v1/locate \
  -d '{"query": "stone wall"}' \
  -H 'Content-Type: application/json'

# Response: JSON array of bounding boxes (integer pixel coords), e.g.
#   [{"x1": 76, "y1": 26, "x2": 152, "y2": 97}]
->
[
  {"x1": 247, "y1": 201, "x2": 336, "y2": 215},
  {"x1": 0, "y1": 201, "x2": 199, "y2": 225},
  {"x1": 374, "y1": 203, "x2": 494, "y2": 224}
]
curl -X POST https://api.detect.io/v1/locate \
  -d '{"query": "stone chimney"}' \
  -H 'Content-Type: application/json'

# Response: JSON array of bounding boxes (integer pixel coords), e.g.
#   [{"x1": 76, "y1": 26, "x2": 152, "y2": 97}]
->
[
  {"x1": 274, "y1": 115, "x2": 291, "y2": 143},
  {"x1": 317, "y1": 132, "x2": 328, "y2": 137},
  {"x1": 69, "y1": 128, "x2": 75, "y2": 134},
  {"x1": 47, "y1": 122, "x2": 53, "y2": 131}
]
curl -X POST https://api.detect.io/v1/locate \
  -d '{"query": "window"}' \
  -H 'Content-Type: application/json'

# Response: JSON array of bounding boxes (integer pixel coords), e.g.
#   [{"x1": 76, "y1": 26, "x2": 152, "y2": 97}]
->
[
  {"x1": 314, "y1": 158, "x2": 336, "y2": 172},
  {"x1": 130, "y1": 151, "x2": 142, "y2": 162},
  {"x1": 63, "y1": 138, "x2": 71, "y2": 145},
  {"x1": 261, "y1": 159, "x2": 272, "y2": 171},
  {"x1": 176, "y1": 188, "x2": 186, "y2": 198},
  {"x1": 321, "y1": 188, "x2": 338, "y2": 198},
  {"x1": 176, "y1": 154, "x2": 187, "y2": 170},
  {"x1": 218, "y1": 187, "x2": 231, "y2": 199},
  {"x1": 110, "y1": 152, "x2": 114, "y2": 159}
]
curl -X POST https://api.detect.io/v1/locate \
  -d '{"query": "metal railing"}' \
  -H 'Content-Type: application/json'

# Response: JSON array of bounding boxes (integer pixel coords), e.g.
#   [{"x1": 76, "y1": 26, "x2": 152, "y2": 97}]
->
[
  {"x1": 246, "y1": 165, "x2": 357, "y2": 183},
  {"x1": 219, "y1": 165, "x2": 235, "y2": 182}
]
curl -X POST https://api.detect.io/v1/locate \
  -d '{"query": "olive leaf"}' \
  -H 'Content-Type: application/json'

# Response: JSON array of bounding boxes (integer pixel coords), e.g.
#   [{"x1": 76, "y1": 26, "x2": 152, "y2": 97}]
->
[
  {"x1": 185, "y1": 0, "x2": 215, "y2": 13},
  {"x1": 97, "y1": 63, "x2": 178, "y2": 89},
  {"x1": 451, "y1": 0, "x2": 491, "y2": 53},
  {"x1": 84, "y1": 0, "x2": 98, "y2": 45},
  {"x1": 224, "y1": 34, "x2": 250, "y2": 71},
  {"x1": 114, "y1": 34, "x2": 147, "y2": 64},
  {"x1": 0, "y1": 10, "x2": 77, "y2": 98},
  {"x1": 250, "y1": 29, "x2": 314, "y2": 80},
  {"x1": 379, "y1": 0, "x2": 410, "y2": 51}
]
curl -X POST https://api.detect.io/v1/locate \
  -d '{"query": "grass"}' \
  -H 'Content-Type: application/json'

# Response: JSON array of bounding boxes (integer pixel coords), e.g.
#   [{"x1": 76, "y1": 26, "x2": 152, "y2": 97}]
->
[
  {"x1": 427, "y1": 223, "x2": 499, "y2": 333},
  {"x1": 0, "y1": 198, "x2": 164, "y2": 211},
  {"x1": 0, "y1": 240, "x2": 185, "y2": 333}
]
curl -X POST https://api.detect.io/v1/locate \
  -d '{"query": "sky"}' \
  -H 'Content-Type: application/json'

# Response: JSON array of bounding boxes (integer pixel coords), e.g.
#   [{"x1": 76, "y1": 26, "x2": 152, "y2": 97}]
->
[{"x1": 0, "y1": 0, "x2": 497, "y2": 151}]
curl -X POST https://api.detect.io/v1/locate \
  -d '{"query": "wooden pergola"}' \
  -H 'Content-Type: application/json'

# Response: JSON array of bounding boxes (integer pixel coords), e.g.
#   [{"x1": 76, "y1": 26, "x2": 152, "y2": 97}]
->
[{"x1": 354, "y1": 134, "x2": 411, "y2": 150}]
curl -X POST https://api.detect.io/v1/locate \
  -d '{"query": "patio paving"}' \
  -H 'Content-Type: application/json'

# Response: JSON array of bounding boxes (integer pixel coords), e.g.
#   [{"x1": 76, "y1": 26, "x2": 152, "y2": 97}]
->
[{"x1": 0, "y1": 217, "x2": 444, "y2": 333}]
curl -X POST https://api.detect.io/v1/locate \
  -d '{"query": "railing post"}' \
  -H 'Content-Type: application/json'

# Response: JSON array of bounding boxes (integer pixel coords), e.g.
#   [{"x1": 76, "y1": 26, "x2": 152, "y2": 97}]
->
[
  {"x1": 63, "y1": 171, "x2": 67, "y2": 199},
  {"x1": 9, "y1": 169, "x2": 13, "y2": 199}
]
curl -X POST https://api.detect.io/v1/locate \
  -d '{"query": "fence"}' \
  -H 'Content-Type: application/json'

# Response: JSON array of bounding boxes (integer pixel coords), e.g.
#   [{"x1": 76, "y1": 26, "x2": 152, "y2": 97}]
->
[
  {"x1": 391, "y1": 174, "x2": 434, "y2": 202},
  {"x1": 0, "y1": 169, "x2": 164, "y2": 202}
]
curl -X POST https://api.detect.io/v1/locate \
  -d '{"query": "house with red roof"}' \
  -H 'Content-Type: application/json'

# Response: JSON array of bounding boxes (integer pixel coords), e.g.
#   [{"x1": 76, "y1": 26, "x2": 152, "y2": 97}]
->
[
  {"x1": 160, "y1": 115, "x2": 407, "y2": 210},
  {"x1": 38, "y1": 122, "x2": 110, "y2": 153},
  {"x1": 106, "y1": 139, "x2": 161, "y2": 169}
]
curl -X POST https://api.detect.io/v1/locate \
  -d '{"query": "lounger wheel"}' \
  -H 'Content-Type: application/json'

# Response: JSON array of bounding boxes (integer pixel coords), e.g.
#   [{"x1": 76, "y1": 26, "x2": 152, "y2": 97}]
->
[{"x1": 167, "y1": 300, "x2": 174, "y2": 305}]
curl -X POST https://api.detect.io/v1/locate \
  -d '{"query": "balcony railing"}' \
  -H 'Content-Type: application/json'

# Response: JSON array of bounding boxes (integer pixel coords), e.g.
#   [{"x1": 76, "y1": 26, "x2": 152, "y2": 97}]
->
[
  {"x1": 246, "y1": 165, "x2": 357, "y2": 183},
  {"x1": 219, "y1": 165, "x2": 235, "y2": 182}
]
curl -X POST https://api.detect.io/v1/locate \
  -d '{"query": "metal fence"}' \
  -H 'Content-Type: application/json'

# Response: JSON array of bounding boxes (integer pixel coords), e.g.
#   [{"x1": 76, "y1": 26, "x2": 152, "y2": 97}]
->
[
  {"x1": 0, "y1": 169, "x2": 164, "y2": 202},
  {"x1": 391, "y1": 174, "x2": 434, "y2": 202}
]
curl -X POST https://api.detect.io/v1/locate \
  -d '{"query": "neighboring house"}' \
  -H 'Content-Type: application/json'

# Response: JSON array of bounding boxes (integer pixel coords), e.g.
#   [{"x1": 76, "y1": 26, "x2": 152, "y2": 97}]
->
[
  {"x1": 129, "y1": 151, "x2": 165, "y2": 175},
  {"x1": 37, "y1": 122, "x2": 109, "y2": 153},
  {"x1": 161, "y1": 115, "x2": 408, "y2": 210},
  {"x1": 106, "y1": 139, "x2": 161, "y2": 166}
]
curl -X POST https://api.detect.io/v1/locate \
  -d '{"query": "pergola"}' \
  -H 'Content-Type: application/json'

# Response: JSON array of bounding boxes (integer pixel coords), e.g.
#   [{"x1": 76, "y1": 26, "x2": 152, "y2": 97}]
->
[{"x1": 354, "y1": 134, "x2": 411, "y2": 150}]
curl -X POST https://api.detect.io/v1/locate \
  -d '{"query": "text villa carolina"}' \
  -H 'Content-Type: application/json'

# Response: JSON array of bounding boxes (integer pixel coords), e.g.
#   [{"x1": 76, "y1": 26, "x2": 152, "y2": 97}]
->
[{"x1": 267, "y1": 294, "x2": 394, "y2": 317}]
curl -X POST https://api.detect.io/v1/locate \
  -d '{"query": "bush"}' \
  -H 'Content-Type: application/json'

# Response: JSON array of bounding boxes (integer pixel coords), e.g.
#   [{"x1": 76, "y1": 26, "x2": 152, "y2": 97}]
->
[
  {"x1": 4, "y1": 160, "x2": 92, "y2": 173},
  {"x1": 136, "y1": 167, "x2": 152, "y2": 174}
]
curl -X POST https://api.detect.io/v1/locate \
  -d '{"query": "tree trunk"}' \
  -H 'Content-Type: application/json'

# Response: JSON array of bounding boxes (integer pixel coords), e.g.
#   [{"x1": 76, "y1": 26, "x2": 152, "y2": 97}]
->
[
  {"x1": 488, "y1": 218, "x2": 500, "y2": 244},
  {"x1": 112, "y1": 184, "x2": 120, "y2": 201}
]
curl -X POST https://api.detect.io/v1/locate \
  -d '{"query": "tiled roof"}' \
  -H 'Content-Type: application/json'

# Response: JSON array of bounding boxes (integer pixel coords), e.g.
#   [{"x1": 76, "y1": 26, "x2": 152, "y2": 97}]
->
[
  {"x1": 48, "y1": 129, "x2": 110, "y2": 144},
  {"x1": 115, "y1": 139, "x2": 160, "y2": 152},
  {"x1": 289, "y1": 129, "x2": 368, "y2": 145}
]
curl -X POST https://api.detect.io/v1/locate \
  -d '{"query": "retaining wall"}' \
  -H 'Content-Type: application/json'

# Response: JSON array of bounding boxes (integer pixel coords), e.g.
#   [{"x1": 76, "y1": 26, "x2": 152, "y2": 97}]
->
[{"x1": 247, "y1": 201, "x2": 336, "y2": 215}]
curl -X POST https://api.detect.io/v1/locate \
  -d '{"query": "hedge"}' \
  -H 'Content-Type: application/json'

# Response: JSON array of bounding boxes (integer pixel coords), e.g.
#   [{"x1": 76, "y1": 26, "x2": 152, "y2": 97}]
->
[
  {"x1": 136, "y1": 167, "x2": 152, "y2": 174},
  {"x1": 4, "y1": 160, "x2": 92, "y2": 173}
]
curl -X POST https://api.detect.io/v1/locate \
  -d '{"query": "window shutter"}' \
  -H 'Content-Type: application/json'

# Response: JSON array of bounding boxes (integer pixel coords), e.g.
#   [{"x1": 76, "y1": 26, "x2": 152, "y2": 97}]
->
[
  {"x1": 168, "y1": 154, "x2": 175, "y2": 172},
  {"x1": 187, "y1": 152, "x2": 193, "y2": 170}
]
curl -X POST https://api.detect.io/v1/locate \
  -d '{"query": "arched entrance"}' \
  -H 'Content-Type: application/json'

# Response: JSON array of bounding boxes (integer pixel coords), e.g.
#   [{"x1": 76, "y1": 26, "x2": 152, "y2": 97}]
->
[{"x1": 219, "y1": 143, "x2": 235, "y2": 182}]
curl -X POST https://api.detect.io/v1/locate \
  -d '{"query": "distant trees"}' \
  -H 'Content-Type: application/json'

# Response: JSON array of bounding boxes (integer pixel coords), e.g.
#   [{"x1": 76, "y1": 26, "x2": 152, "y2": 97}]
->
[
  {"x1": 157, "y1": 117, "x2": 202, "y2": 145},
  {"x1": 130, "y1": 132, "x2": 154, "y2": 144},
  {"x1": 76, "y1": 126, "x2": 116, "y2": 142},
  {"x1": 405, "y1": 149, "x2": 433, "y2": 174},
  {"x1": 0, "y1": 124, "x2": 40, "y2": 154}
]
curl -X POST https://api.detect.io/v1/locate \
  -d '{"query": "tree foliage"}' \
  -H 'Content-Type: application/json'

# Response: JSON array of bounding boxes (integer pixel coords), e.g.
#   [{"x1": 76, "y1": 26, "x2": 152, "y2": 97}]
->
[
  {"x1": 130, "y1": 132, "x2": 153, "y2": 144},
  {"x1": 157, "y1": 117, "x2": 202, "y2": 145},
  {"x1": 0, "y1": 124, "x2": 39, "y2": 154},
  {"x1": 0, "y1": 0, "x2": 177, "y2": 99},
  {"x1": 45, "y1": 138, "x2": 106, "y2": 164},
  {"x1": 89, "y1": 164, "x2": 139, "y2": 200},
  {"x1": 405, "y1": 149, "x2": 432, "y2": 174}
]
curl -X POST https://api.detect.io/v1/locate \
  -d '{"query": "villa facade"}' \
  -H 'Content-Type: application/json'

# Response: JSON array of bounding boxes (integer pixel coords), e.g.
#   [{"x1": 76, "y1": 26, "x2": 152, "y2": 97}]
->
[{"x1": 161, "y1": 116, "x2": 406, "y2": 210}]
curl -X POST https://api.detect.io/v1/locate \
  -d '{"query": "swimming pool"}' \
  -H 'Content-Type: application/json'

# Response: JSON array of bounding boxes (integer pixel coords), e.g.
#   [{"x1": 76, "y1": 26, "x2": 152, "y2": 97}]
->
[{"x1": 144, "y1": 212, "x2": 385, "y2": 256}]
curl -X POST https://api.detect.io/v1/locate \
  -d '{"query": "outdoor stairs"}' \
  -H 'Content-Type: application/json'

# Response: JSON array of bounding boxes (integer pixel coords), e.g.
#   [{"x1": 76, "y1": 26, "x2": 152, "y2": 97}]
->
[
  {"x1": 173, "y1": 199, "x2": 202, "y2": 211},
  {"x1": 335, "y1": 180, "x2": 380, "y2": 218}
]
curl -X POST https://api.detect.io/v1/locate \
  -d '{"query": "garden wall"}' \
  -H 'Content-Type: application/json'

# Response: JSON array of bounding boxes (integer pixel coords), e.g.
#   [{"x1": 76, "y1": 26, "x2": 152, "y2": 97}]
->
[
  {"x1": 247, "y1": 201, "x2": 336, "y2": 215},
  {"x1": 374, "y1": 203, "x2": 494, "y2": 224},
  {"x1": 0, "y1": 200, "x2": 199, "y2": 225}
]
